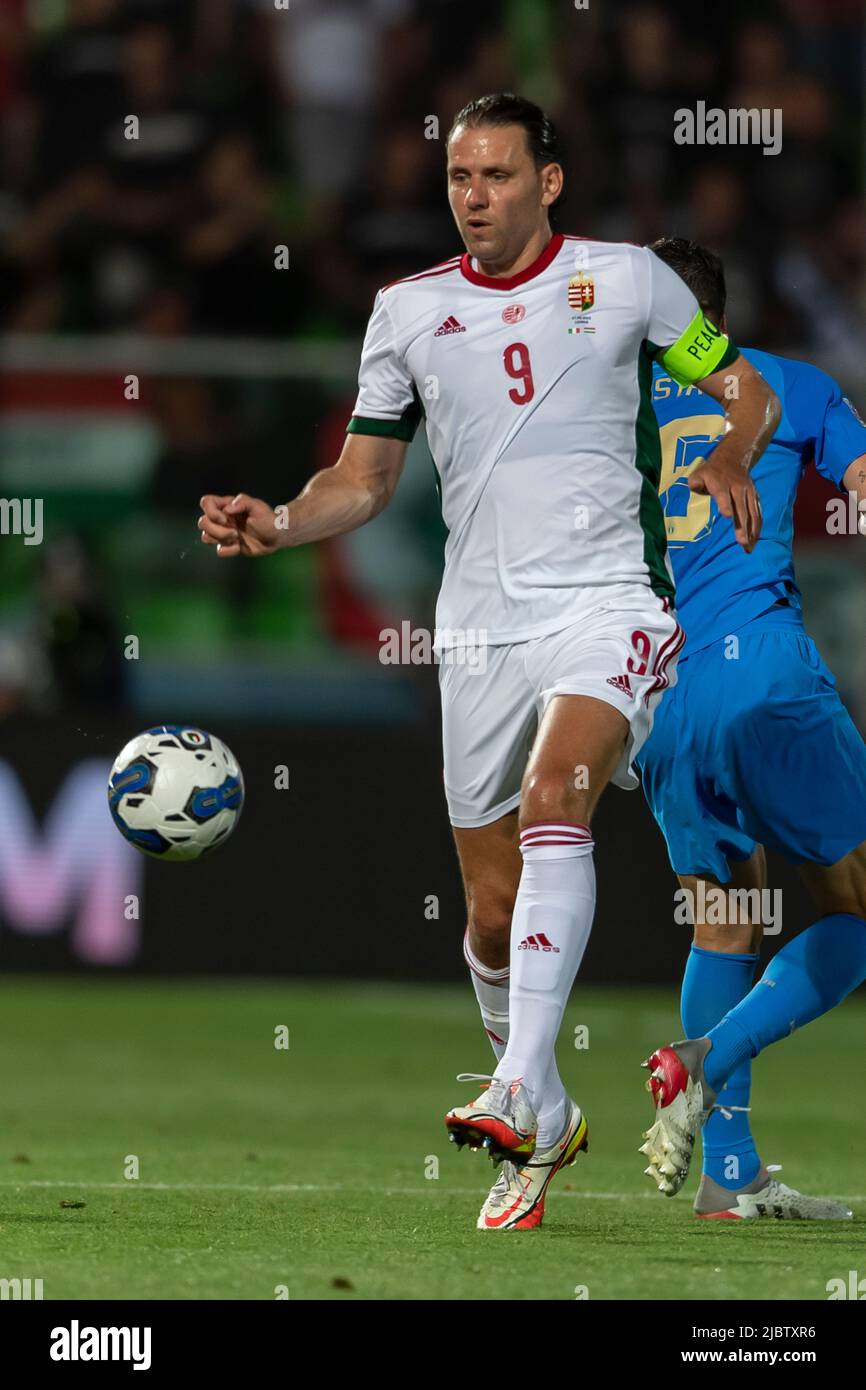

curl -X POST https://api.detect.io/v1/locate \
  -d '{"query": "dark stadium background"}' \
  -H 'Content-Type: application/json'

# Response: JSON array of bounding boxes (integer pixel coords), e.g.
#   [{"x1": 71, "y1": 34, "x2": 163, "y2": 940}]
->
[{"x1": 1, "y1": 0, "x2": 864, "y2": 983}]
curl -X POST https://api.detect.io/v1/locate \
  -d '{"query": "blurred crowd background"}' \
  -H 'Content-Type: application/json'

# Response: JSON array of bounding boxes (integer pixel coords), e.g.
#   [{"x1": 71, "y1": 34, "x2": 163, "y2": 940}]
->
[
  {"x1": 3, "y1": 0, "x2": 865, "y2": 342},
  {"x1": 0, "y1": 0, "x2": 864, "y2": 726}
]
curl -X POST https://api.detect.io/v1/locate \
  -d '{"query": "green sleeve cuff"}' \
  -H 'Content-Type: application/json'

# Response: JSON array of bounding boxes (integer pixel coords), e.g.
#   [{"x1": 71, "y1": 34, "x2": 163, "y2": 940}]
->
[
  {"x1": 658, "y1": 309, "x2": 739, "y2": 386},
  {"x1": 347, "y1": 392, "x2": 422, "y2": 443}
]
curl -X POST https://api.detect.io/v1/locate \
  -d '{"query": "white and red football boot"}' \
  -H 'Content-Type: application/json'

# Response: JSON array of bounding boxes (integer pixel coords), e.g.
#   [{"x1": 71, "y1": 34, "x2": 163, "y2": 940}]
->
[
  {"x1": 445, "y1": 1073, "x2": 538, "y2": 1163},
  {"x1": 477, "y1": 1100, "x2": 588, "y2": 1230},
  {"x1": 639, "y1": 1038, "x2": 716, "y2": 1196}
]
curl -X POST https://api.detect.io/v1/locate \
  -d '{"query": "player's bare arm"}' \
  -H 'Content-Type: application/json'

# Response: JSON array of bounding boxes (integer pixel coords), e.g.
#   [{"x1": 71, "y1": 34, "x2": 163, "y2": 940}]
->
[
  {"x1": 197, "y1": 433, "x2": 408, "y2": 558},
  {"x1": 843, "y1": 452, "x2": 866, "y2": 505},
  {"x1": 689, "y1": 355, "x2": 780, "y2": 554}
]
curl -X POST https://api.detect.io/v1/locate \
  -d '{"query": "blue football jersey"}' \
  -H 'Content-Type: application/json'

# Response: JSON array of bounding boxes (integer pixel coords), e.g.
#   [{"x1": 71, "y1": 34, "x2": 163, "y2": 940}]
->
[{"x1": 652, "y1": 348, "x2": 866, "y2": 654}]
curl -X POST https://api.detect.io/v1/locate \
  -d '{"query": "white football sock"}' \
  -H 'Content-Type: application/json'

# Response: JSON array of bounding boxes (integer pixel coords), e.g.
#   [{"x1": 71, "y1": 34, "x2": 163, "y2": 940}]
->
[
  {"x1": 463, "y1": 930, "x2": 509, "y2": 1061},
  {"x1": 465, "y1": 927, "x2": 571, "y2": 1146},
  {"x1": 536, "y1": 1056, "x2": 570, "y2": 1151},
  {"x1": 493, "y1": 823, "x2": 596, "y2": 1114}
]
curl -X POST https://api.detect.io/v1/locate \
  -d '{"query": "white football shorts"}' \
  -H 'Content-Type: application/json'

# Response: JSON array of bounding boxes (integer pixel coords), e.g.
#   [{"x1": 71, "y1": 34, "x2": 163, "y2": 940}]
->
[{"x1": 439, "y1": 583, "x2": 684, "y2": 828}]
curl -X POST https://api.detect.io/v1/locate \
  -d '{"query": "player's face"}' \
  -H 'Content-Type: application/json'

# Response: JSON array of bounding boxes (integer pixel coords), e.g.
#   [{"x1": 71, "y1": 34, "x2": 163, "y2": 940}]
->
[{"x1": 447, "y1": 124, "x2": 561, "y2": 267}]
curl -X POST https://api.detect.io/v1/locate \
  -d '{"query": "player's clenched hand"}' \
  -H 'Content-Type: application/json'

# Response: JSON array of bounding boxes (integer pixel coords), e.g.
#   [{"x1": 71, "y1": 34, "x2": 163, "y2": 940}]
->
[
  {"x1": 198, "y1": 494, "x2": 284, "y2": 557},
  {"x1": 688, "y1": 458, "x2": 762, "y2": 554}
]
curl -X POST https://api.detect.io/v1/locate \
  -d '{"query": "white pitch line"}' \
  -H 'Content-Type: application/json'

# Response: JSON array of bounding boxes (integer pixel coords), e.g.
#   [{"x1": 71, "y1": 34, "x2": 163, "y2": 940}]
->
[
  {"x1": 0, "y1": 1179, "x2": 862, "y2": 1202},
  {"x1": 1, "y1": 1179, "x2": 648, "y2": 1199},
  {"x1": 0, "y1": 1180, "x2": 336, "y2": 1194}
]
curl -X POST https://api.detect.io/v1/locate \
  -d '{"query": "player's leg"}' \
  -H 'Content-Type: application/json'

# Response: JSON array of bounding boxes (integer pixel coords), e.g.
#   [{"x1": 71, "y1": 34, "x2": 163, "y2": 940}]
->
[
  {"x1": 693, "y1": 843, "x2": 866, "y2": 1219},
  {"x1": 679, "y1": 851, "x2": 765, "y2": 1200},
  {"x1": 636, "y1": 640, "x2": 766, "y2": 1198},
  {"x1": 440, "y1": 639, "x2": 531, "y2": 1064},
  {"x1": 672, "y1": 853, "x2": 847, "y2": 1218},
  {"x1": 454, "y1": 812, "x2": 520, "y2": 1059},
  {"x1": 455, "y1": 813, "x2": 572, "y2": 1122},
  {"x1": 649, "y1": 846, "x2": 866, "y2": 1206},
  {"x1": 702, "y1": 841, "x2": 866, "y2": 1096},
  {"x1": 446, "y1": 695, "x2": 625, "y2": 1161},
  {"x1": 799, "y1": 839, "x2": 866, "y2": 919},
  {"x1": 454, "y1": 815, "x2": 589, "y2": 1229},
  {"x1": 642, "y1": 625, "x2": 866, "y2": 1199},
  {"x1": 492, "y1": 692, "x2": 627, "y2": 1137},
  {"x1": 447, "y1": 592, "x2": 683, "y2": 1163},
  {"x1": 698, "y1": 647, "x2": 866, "y2": 1099},
  {"x1": 442, "y1": 639, "x2": 576, "y2": 1152},
  {"x1": 648, "y1": 847, "x2": 856, "y2": 1217}
]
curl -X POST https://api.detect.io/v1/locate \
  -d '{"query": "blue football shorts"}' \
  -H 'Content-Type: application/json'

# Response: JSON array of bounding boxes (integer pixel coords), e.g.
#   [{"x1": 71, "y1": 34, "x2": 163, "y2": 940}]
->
[{"x1": 637, "y1": 609, "x2": 866, "y2": 881}]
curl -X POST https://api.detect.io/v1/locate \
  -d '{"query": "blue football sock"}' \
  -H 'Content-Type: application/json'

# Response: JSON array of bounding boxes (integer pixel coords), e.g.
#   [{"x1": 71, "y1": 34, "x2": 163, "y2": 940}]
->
[
  {"x1": 704, "y1": 914, "x2": 866, "y2": 1095},
  {"x1": 681, "y1": 945, "x2": 761, "y2": 1189}
]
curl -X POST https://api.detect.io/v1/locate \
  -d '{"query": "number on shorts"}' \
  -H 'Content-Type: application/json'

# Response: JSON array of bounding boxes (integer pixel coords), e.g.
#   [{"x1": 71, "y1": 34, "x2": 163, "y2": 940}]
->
[{"x1": 627, "y1": 630, "x2": 652, "y2": 677}]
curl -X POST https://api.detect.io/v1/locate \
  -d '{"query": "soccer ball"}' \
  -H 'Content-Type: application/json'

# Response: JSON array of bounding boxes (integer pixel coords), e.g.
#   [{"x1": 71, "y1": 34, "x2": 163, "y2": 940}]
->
[{"x1": 108, "y1": 725, "x2": 244, "y2": 861}]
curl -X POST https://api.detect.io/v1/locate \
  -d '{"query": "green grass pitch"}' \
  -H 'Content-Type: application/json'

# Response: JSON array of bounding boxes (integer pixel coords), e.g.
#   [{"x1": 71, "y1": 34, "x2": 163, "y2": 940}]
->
[{"x1": 1, "y1": 976, "x2": 864, "y2": 1300}]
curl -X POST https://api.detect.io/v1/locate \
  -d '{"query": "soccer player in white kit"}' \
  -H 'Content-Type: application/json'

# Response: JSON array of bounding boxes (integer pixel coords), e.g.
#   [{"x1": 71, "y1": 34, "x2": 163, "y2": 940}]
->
[{"x1": 199, "y1": 94, "x2": 780, "y2": 1230}]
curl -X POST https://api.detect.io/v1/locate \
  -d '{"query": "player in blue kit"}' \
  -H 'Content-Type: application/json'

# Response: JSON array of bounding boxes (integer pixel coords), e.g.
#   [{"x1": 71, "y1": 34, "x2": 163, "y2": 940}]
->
[{"x1": 636, "y1": 238, "x2": 866, "y2": 1219}]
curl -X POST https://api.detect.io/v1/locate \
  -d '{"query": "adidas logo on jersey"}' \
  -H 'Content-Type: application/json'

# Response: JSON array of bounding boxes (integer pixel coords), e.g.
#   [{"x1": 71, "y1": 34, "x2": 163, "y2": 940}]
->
[
  {"x1": 434, "y1": 315, "x2": 467, "y2": 336},
  {"x1": 606, "y1": 674, "x2": 633, "y2": 696},
  {"x1": 518, "y1": 933, "x2": 560, "y2": 953}
]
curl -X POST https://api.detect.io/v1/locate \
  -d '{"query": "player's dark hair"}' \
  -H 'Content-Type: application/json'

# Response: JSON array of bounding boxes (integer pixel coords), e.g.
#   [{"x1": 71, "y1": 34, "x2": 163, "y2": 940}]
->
[
  {"x1": 648, "y1": 237, "x2": 727, "y2": 325},
  {"x1": 449, "y1": 93, "x2": 565, "y2": 216},
  {"x1": 448, "y1": 93, "x2": 561, "y2": 173}
]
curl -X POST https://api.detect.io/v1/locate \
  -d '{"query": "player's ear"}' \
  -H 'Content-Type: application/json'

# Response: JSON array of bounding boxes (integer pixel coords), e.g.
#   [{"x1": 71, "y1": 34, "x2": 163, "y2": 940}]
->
[{"x1": 540, "y1": 162, "x2": 564, "y2": 207}]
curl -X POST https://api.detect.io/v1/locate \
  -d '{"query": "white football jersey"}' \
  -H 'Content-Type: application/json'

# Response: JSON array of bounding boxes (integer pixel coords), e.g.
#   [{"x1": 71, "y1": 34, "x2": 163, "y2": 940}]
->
[{"x1": 349, "y1": 232, "x2": 736, "y2": 646}]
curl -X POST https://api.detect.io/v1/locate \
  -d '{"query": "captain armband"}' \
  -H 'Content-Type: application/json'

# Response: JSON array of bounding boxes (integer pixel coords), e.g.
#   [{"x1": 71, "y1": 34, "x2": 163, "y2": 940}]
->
[{"x1": 657, "y1": 310, "x2": 739, "y2": 387}]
